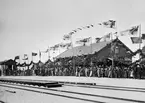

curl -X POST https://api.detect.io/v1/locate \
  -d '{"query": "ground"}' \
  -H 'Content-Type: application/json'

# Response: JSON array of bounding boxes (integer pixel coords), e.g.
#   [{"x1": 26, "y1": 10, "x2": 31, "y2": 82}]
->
[{"x1": 0, "y1": 76, "x2": 145, "y2": 103}]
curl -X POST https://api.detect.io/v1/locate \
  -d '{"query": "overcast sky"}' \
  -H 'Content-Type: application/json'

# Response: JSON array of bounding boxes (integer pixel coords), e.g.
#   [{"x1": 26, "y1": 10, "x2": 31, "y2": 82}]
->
[{"x1": 0, "y1": 0, "x2": 145, "y2": 62}]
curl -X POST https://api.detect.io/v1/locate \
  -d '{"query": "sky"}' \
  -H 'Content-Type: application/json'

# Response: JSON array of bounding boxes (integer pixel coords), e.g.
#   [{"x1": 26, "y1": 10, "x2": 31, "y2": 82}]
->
[{"x1": 0, "y1": 0, "x2": 145, "y2": 62}]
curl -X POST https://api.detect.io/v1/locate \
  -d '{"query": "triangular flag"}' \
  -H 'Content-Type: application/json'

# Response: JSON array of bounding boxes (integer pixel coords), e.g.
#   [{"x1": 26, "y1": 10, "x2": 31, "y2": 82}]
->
[
  {"x1": 120, "y1": 25, "x2": 139, "y2": 36},
  {"x1": 131, "y1": 37, "x2": 142, "y2": 44}
]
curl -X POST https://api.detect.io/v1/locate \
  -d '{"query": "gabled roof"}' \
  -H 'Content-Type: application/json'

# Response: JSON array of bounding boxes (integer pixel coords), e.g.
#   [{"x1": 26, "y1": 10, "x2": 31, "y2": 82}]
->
[
  {"x1": 0, "y1": 59, "x2": 16, "y2": 65},
  {"x1": 56, "y1": 38, "x2": 133, "y2": 58},
  {"x1": 56, "y1": 40, "x2": 111, "y2": 58},
  {"x1": 132, "y1": 46, "x2": 145, "y2": 56}
]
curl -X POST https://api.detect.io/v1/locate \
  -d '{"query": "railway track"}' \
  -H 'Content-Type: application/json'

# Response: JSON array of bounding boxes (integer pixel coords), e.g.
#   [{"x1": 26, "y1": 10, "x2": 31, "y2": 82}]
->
[{"x1": 0, "y1": 78, "x2": 145, "y2": 103}]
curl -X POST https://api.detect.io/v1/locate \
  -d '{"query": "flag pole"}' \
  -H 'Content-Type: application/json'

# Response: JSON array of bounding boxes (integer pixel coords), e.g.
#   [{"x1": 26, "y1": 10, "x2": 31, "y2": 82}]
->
[
  {"x1": 90, "y1": 37, "x2": 93, "y2": 77},
  {"x1": 31, "y1": 54, "x2": 34, "y2": 76},
  {"x1": 48, "y1": 46, "x2": 50, "y2": 60},
  {"x1": 27, "y1": 56, "x2": 29, "y2": 69},
  {"x1": 58, "y1": 46, "x2": 60, "y2": 56},
  {"x1": 18, "y1": 56, "x2": 20, "y2": 75},
  {"x1": 111, "y1": 33, "x2": 114, "y2": 78},
  {"x1": 32, "y1": 53, "x2": 33, "y2": 62},
  {"x1": 139, "y1": 24, "x2": 141, "y2": 60},
  {"x1": 90, "y1": 37, "x2": 93, "y2": 66},
  {"x1": 19, "y1": 56, "x2": 20, "y2": 64},
  {"x1": 70, "y1": 35, "x2": 75, "y2": 76},
  {"x1": 111, "y1": 20, "x2": 117, "y2": 77},
  {"x1": 39, "y1": 50, "x2": 41, "y2": 61}
]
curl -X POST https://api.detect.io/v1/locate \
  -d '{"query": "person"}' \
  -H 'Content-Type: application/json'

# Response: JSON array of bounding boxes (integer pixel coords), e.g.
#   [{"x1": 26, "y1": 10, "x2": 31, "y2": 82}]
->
[
  {"x1": 85, "y1": 67, "x2": 88, "y2": 77},
  {"x1": 89, "y1": 67, "x2": 93, "y2": 77},
  {"x1": 97, "y1": 66, "x2": 100, "y2": 77},
  {"x1": 108, "y1": 66, "x2": 112, "y2": 78}
]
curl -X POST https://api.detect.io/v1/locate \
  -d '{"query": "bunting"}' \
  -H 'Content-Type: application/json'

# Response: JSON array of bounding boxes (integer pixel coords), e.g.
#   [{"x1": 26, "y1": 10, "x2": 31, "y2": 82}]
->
[
  {"x1": 50, "y1": 46, "x2": 56, "y2": 51},
  {"x1": 50, "y1": 44, "x2": 60, "y2": 51},
  {"x1": 64, "y1": 24, "x2": 94, "y2": 39},
  {"x1": 82, "y1": 24, "x2": 94, "y2": 29},
  {"x1": 63, "y1": 34, "x2": 72, "y2": 40},
  {"x1": 55, "y1": 44, "x2": 60, "y2": 48}
]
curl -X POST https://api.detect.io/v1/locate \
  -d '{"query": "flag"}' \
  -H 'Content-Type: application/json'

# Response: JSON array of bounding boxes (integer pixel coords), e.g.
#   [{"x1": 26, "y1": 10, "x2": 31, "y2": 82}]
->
[
  {"x1": 63, "y1": 43, "x2": 72, "y2": 49},
  {"x1": 50, "y1": 46, "x2": 56, "y2": 51},
  {"x1": 59, "y1": 43, "x2": 66, "y2": 48},
  {"x1": 102, "y1": 33, "x2": 111, "y2": 41},
  {"x1": 24, "y1": 54, "x2": 27, "y2": 58},
  {"x1": 72, "y1": 30, "x2": 77, "y2": 32},
  {"x1": 69, "y1": 31, "x2": 74, "y2": 35},
  {"x1": 23, "y1": 54, "x2": 28, "y2": 60},
  {"x1": 95, "y1": 37, "x2": 101, "y2": 43},
  {"x1": 32, "y1": 52, "x2": 37, "y2": 56},
  {"x1": 51, "y1": 44, "x2": 61, "y2": 51},
  {"x1": 86, "y1": 25, "x2": 91, "y2": 28},
  {"x1": 81, "y1": 37, "x2": 91, "y2": 42},
  {"x1": 99, "y1": 20, "x2": 116, "y2": 29},
  {"x1": 50, "y1": 45, "x2": 59, "y2": 51},
  {"x1": 54, "y1": 44, "x2": 60, "y2": 48},
  {"x1": 130, "y1": 25, "x2": 139, "y2": 35},
  {"x1": 120, "y1": 25, "x2": 139, "y2": 36},
  {"x1": 66, "y1": 43, "x2": 72, "y2": 49},
  {"x1": 90, "y1": 24, "x2": 94, "y2": 27},
  {"x1": 41, "y1": 48, "x2": 49, "y2": 53},
  {"x1": 142, "y1": 34, "x2": 145, "y2": 39},
  {"x1": 77, "y1": 28, "x2": 82, "y2": 30},
  {"x1": 14, "y1": 56, "x2": 19, "y2": 60},
  {"x1": 63, "y1": 34, "x2": 71, "y2": 40},
  {"x1": 131, "y1": 37, "x2": 142, "y2": 44},
  {"x1": 76, "y1": 37, "x2": 91, "y2": 46}
]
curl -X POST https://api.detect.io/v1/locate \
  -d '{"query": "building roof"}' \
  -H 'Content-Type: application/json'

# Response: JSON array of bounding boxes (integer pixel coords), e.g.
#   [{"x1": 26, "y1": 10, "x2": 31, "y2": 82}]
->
[
  {"x1": 0, "y1": 59, "x2": 16, "y2": 65},
  {"x1": 56, "y1": 38, "x2": 133, "y2": 58},
  {"x1": 56, "y1": 40, "x2": 111, "y2": 58}
]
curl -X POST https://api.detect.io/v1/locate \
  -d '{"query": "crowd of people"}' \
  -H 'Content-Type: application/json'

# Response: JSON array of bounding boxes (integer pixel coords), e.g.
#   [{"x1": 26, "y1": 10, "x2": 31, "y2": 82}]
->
[{"x1": 3, "y1": 54, "x2": 145, "y2": 79}]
